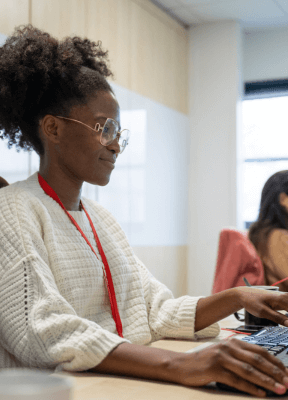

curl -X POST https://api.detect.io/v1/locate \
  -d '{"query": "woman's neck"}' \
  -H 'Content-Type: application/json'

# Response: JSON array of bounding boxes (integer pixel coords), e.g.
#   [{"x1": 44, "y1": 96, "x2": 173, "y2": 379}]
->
[{"x1": 39, "y1": 162, "x2": 83, "y2": 212}]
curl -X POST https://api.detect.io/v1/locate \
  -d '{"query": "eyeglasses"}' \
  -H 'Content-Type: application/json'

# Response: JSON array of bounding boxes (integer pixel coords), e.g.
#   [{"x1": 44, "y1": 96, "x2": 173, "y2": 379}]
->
[{"x1": 56, "y1": 116, "x2": 130, "y2": 154}]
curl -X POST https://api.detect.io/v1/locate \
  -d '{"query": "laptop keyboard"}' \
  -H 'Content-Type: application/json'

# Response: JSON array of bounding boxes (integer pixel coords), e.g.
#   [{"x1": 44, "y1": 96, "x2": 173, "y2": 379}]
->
[{"x1": 241, "y1": 326, "x2": 288, "y2": 366}]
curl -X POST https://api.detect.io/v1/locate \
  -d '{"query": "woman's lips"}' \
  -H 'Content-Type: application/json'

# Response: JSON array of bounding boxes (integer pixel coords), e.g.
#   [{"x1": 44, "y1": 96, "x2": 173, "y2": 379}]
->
[{"x1": 100, "y1": 158, "x2": 115, "y2": 168}]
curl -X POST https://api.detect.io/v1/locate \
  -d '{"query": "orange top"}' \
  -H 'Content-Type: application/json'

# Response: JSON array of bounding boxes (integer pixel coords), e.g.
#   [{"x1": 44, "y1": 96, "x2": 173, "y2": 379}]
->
[
  {"x1": 262, "y1": 229, "x2": 288, "y2": 291},
  {"x1": 212, "y1": 228, "x2": 265, "y2": 294}
]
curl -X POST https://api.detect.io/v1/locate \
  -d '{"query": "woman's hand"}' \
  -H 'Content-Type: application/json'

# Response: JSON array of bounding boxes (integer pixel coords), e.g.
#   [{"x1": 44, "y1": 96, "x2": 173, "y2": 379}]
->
[
  {"x1": 91, "y1": 327, "x2": 288, "y2": 397},
  {"x1": 173, "y1": 338, "x2": 288, "y2": 397},
  {"x1": 236, "y1": 287, "x2": 288, "y2": 327},
  {"x1": 92, "y1": 288, "x2": 288, "y2": 398}
]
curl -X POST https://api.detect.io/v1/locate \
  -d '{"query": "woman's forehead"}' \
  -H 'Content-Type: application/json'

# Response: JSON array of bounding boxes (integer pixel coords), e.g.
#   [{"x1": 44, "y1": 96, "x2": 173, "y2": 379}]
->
[
  {"x1": 89, "y1": 91, "x2": 119, "y2": 116},
  {"x1": 72, "y1": 91, "x2": 120, "y2": 120}
]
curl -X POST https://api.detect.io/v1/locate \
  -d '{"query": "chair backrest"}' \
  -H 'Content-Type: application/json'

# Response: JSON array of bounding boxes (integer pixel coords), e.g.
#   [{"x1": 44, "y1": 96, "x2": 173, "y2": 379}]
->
[
  {"x1": 212, "y1": 227, "x2": 265, "y2": 294},
  {"x1": 0, "y1": 177, "x2": 9, "y2": 189}
]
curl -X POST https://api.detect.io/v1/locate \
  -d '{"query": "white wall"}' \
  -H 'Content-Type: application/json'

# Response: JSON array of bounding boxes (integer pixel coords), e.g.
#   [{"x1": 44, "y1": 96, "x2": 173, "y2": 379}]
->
[
  {"x1": 0, "y1": 33, "x2": 5, "y2": 44},
  {"x1": 188, "y1": 21, "x2": 243, "y2": 297},
  {"x1": 243, "y1": 27, "x2": 288, "y2": 82},
  {"x1": 106, "y1": 83, "x2": 189, "y2": 247}
]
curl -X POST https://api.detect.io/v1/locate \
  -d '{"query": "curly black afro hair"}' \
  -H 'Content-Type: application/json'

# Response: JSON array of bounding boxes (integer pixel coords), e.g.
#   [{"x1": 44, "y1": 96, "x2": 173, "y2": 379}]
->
[{"x1": 0, "y1": 25, "x2": 114, "y2": 156}]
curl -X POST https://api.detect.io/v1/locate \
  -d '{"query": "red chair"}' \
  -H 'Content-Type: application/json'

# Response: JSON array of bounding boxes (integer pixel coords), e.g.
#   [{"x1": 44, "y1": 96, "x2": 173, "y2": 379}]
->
[{"x1": 212, "y1": 228, "x2": 265, "y2": 294}]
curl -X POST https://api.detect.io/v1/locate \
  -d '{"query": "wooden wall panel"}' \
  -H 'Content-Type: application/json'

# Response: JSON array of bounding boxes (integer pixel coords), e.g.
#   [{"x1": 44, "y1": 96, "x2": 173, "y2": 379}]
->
[
  {"x1": 0, "y1": 0, "x2": 29, "y2": 36},
  {"x1": 31, "y1": 0, "x2": 86, "y2": 39},
  {"x1": 132, "y1": 0, "x2": 187, "y2": 38},
  {"x1": 86, "y1": 0, "x2": 131, "y2": 89},
  {"x1": 130, "y1": 1, "x2": 188, "y2": 114},
  {"x1": 175, "y1": 33, "x2": 189, "y2": 115},
  {"x1": 130, "y1": 2, "x2": 158, "y2": 102},
  {"x1": 28, "y1": 0, "x2": 188, "y2": 113}
]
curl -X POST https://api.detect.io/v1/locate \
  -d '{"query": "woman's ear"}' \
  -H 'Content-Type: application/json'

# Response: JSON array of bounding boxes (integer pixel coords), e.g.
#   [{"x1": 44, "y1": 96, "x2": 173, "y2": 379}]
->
[
  {"x1": 39, "y1": 115, "x2": 61, "y2": 145},
  {"x1": 279, "y1": 192, "x2": 288, "y2": 212}
]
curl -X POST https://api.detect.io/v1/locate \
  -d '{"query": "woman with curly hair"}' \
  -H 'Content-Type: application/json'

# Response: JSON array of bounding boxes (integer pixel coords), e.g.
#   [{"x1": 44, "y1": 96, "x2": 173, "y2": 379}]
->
[
  {"x1": 249, "y1": 170, "x2": 288, "y2": 291},
  {"x1": 2, "y1": 25, "x2": 288, "y2": 397}
]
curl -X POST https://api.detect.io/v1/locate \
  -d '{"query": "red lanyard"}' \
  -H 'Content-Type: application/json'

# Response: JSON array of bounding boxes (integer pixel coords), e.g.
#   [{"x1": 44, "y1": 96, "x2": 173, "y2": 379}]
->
[{"x1": 37, "y1": 173, "x2": 123, "y2": 338}]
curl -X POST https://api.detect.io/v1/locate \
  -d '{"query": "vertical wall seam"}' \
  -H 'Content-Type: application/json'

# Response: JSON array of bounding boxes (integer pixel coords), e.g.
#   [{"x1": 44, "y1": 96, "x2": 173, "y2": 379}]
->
[
  {"x1": 29, "y1": 0, "x2": 32, "y2": 25},
  {"x1": 128, "y1": 0, "x2": 132, "y2": 92}
]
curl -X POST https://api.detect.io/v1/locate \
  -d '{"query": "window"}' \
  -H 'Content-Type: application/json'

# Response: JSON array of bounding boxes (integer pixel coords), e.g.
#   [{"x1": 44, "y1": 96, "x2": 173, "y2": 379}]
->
[
  {"x1": 0, "y1": 143, "x2": 38, "y2": 184},
  {"x1": 242, "y1": 81, "x2": 288, "y2": 229}
]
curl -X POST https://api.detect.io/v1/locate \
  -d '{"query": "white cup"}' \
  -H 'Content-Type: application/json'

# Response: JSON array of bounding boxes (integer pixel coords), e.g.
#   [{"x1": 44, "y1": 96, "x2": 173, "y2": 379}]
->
[{"x1": 0, "y1": 369, "x2": 73, "y2": 400}]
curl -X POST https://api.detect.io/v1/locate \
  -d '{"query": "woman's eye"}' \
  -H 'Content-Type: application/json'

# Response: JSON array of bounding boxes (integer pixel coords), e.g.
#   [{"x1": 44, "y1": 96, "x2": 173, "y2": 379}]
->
[{"x1": 103, "y1": 126, "x2": 109, "y2": 134}]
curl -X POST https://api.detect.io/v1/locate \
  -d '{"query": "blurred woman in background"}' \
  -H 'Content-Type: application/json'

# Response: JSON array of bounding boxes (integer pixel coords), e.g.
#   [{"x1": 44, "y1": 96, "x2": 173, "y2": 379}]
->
[{"x1": 249, "y1": 170, "x2": 288, "y2": 291}]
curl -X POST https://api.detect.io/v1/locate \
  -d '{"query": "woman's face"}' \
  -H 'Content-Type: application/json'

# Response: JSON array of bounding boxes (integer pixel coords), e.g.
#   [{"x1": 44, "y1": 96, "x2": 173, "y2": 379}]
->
[{"x1": 43, "y1": 90, "x2": 121, "y2": 186}]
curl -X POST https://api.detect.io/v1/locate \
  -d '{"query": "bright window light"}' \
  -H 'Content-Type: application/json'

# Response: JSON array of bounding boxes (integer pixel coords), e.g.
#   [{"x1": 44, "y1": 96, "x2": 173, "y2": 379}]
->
[{"x1": 242, "y1": 96, "x2": 288, "y2": 228}]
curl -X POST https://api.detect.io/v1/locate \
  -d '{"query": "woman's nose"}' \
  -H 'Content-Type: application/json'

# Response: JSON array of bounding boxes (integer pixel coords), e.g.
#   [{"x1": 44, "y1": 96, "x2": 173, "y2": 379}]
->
[{"x1": 107, "y1": 137, "x2": 121, "y2": 154}]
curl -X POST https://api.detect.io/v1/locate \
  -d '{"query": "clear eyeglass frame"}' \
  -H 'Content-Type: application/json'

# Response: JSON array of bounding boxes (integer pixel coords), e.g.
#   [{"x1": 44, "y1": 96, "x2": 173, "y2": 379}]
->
[{"x1": 56, "y1": 116, "x2": 130, "y2": 154}]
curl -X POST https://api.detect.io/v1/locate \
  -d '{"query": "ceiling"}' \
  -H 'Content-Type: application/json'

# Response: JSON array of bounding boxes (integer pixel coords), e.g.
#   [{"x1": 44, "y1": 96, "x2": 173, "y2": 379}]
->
[{"x1": 151, "y1": 0, "x2": 288, "y2": 31}]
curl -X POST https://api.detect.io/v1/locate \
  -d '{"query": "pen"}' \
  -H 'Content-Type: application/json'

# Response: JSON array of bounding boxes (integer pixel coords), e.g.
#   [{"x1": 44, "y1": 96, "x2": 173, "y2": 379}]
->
[{"x1": 243, "y1": 277, "x2": 252, "y2": 287}]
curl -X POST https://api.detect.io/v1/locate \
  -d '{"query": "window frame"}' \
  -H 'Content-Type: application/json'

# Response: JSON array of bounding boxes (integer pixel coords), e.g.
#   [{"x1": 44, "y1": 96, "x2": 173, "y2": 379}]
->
[
  {"x1": 242, "y1": 79, "x2": 288, "y2": 229},
  {"x1": 245, "y1": 79, "x2": 288, "y2": 99}
]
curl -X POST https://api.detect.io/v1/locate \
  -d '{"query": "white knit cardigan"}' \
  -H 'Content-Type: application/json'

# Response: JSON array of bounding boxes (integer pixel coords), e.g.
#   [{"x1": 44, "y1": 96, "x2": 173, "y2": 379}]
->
[{"x1": 0, "y1": 172, "x2": 220, "y2": 371}]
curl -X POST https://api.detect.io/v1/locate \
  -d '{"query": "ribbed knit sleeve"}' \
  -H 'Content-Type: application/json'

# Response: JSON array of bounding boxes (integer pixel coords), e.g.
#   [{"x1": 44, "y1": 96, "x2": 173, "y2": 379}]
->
[
  {"x1": 0, "y1": 187, "x2": 129, "y2": 371},
  {"x1": 136, "y1": 257, "x2": 220, "y2": 341}
]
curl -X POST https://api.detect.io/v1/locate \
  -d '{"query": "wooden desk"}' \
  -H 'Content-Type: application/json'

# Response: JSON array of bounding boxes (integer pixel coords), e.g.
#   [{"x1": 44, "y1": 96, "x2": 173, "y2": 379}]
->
[{"x1": 55, "y1": 313, "x2": 284, "y2": 400}]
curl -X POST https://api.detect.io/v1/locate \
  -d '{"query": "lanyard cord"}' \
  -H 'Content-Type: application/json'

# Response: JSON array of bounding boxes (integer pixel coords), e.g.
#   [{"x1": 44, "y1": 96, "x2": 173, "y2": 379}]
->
[{"x1": 37, "y1": 173, "x2": 123, "y2": 338}]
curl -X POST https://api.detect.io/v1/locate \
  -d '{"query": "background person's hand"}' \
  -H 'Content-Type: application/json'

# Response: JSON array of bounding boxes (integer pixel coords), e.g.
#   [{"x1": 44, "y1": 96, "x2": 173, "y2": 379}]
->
[
  {"x1": 174, "y1": 337, "x2": 288, "y2": 397},
  {"x1": 236, "y1": 287, "x2": 288, "y2": 327}
]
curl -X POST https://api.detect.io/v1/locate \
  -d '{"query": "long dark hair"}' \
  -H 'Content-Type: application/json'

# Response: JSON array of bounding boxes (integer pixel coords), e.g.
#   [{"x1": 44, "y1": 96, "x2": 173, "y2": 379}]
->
[{"x1": 249, "y1": 170, "x2": 288, "y2": 257}]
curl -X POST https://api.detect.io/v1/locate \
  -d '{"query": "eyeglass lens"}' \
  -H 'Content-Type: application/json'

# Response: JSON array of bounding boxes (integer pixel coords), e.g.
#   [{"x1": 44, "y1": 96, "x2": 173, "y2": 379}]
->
[{"x1": 100, "y1": 118, "x2": 130, "y2": 153}]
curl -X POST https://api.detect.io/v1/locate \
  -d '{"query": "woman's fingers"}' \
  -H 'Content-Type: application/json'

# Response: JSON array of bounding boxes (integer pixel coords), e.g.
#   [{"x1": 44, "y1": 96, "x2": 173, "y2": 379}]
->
[
  {"x1": 221, "y1": 339, "x2": 288, "y2": 395},
  {"x1": 236, "y1": 340, "x2": 287, "y2": 373},
  {"x1": 238, "y1": 289, "x2": 288, "y2": 326},
  {"x1": 183, "y1": 337, "x2": 288, "y2": 397},
  {"x1": 223, "y1": 352, "x2": 287, "y2": 395},
  {"x1": 255, "y1": 305, "x2": 288, "y2": 327},
  {"x1": 219, "y1": 369, "x2": 267, "y2": 398}
]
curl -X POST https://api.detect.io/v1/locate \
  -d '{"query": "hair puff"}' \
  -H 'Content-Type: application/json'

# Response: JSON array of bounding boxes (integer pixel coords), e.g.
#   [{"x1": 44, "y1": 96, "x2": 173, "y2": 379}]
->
[{"x1": 0, "y1": 24, "x2": 113, "y2": 155}]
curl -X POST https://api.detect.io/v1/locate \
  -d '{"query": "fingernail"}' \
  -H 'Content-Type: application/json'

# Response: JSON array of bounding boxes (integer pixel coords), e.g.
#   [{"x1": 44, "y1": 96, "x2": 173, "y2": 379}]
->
[
  {"x1": 275, "y1": 383, "x2": 286, "y2": 394},
  {"x1": 284, "y1": 320, "x2": 288, "y2": 327},
  {"x1": 283, "y1": 376, "x2": 288, "y2": 388}
]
